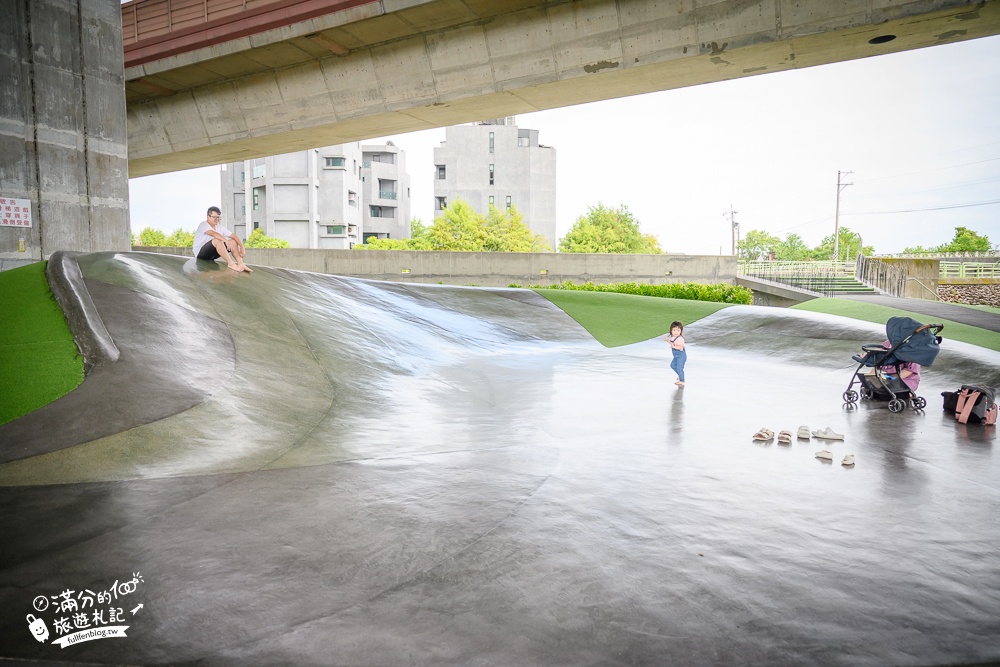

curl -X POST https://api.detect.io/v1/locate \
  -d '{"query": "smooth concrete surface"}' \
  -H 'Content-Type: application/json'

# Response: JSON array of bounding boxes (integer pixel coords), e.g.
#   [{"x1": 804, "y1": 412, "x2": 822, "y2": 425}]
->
[
  {"x1": 1, "y1": 252, "x2": 1000, "y2": 665},
  {"x1": 125, "y1": 1, "x2": 1000, "y2": 177}
]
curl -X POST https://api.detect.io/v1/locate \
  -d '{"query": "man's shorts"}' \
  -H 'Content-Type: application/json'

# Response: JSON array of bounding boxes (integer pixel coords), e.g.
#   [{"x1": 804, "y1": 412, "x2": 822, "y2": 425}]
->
[{"x1": 196, "y1": 241, "x2": 222, "y2": 261}]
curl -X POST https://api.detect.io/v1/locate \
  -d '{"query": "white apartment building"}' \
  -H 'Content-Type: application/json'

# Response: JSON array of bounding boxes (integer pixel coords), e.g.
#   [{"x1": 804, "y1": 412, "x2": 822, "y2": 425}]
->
[
  {"x1": 433, "y1": 118, "x2": 556, "y2": 248},
  {"x1": 221, "y1": 142, "x2": 410, "y2": 249}
]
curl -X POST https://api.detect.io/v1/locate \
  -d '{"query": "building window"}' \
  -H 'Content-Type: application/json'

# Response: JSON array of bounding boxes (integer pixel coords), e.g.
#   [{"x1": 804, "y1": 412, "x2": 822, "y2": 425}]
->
[
  {"x1": 370, "y1": 205, "x2": 382, "y2": 218},
  {"x1": 437, "y1": 165, "x2": 446, "y2": 179},
  {"x1": 252, "y1": 188, "x2": 260, "y2": 210},
  {"x1": 240, "y1": 171, "x2": 245, "y2": 182},
  {"x1": 436, "y1": 197, "x2": 447, "y2": 210},
  {"x1": 252, "y1": 164, "x2": 265, "y2": 179},
  {"x1": 489, "y1": 131, "x2": 494, "y2": 154},
  {"x1": 241, "y1": 204, "x2": 246, "y2": 215},
  {"x1": 326, "y1": 225, "x2": 346, "y2": 236},
  {"x1": 489, "y1": 163, "x2": 494, "y2": 185},
  {"x1": 253, "y1": 221, "x2": 259, "y2": 231},
  {"x1": 348, "y1": 191, "x2": 357, "y2": 207},
  {"x1": 489, "y1": 196, "x2": 494, "y2": 206},
  {"x1": 324, "y1": 157, "x2": 345, "y2": 168},
  {"x1": 506, "y1": 195, "x2": 511, "y2": 210}
]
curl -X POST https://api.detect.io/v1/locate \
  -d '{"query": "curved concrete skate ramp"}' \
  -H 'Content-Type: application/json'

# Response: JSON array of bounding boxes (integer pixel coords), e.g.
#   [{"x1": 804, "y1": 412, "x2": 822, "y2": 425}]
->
[{"x1": 1, "y1": 251, "x2": 999, "y2": 666}]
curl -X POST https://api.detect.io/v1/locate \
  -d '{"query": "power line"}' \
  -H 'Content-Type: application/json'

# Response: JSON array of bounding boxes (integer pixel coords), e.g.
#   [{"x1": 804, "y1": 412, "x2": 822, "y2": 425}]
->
[{"x1": 842, "y1": 198, "x2": 1000, "y2": 215}]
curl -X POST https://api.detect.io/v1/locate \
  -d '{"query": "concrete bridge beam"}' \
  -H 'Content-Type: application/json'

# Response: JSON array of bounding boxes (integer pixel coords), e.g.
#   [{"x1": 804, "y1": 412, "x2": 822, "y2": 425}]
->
[{"x1": 126, "y1": 0, "x2": 1000, "y2": 178}]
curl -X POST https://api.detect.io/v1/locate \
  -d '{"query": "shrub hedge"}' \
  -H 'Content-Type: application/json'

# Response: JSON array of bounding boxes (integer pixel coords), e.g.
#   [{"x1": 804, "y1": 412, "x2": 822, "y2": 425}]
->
[{"x1": 509, "y1": 280, "x2": 753, "y2": 305}]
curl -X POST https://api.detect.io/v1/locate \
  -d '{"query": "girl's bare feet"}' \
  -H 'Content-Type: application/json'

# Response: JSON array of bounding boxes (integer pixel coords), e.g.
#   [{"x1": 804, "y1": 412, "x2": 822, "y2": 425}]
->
[{"x1": 226, "y1": 263, "x2": 244, "y2": 272}]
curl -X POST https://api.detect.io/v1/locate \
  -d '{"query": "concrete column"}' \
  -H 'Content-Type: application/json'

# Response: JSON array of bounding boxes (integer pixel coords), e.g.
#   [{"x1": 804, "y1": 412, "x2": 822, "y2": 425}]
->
[{"x1": 0, "y1": 0, "x2": 129, "y2": 264}]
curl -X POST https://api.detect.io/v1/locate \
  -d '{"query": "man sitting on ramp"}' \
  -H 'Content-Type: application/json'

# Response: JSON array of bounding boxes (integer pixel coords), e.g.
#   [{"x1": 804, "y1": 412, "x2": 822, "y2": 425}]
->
[{"x1": 192, "y1": 206, "x2": 253, "y2": 273}]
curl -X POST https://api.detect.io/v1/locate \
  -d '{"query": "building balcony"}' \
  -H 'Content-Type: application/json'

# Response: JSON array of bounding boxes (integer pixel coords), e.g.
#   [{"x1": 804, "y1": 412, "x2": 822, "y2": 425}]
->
[{"x1": 378, "y1": 191, "x2": 397, "y2": 200}]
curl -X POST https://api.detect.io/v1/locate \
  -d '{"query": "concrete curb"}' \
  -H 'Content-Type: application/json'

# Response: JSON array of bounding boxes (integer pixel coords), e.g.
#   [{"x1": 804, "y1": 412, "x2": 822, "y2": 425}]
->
[{"x1": 45, "y1": 250, "x2": 120, "y2": 370}]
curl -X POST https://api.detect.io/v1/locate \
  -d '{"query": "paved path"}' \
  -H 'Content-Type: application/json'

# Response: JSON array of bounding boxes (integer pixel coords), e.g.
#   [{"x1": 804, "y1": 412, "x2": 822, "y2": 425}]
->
[{"x1": 841, "y1": 293, "x2": 1000, "y2": 333}]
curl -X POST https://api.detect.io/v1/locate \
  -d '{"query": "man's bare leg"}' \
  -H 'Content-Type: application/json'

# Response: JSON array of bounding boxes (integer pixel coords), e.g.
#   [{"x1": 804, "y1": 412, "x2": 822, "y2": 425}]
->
[
  {"x1": 212, "y1": 238, "x2": 243, "y2": 272},
  {"x1": 230, "y1": 243, "x2": 253, "y2": 273}
]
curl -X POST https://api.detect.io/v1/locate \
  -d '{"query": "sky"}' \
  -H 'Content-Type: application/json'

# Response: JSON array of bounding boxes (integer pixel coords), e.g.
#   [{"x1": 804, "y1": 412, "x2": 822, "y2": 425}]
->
[{"x1": 128, "y1": 34, "x2": 1000, "y2": 256}]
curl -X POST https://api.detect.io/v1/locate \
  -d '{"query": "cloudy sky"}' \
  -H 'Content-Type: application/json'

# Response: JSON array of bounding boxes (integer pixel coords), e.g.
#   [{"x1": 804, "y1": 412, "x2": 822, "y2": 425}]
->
[{"x1": 128, "y1": 34, "x2": 1000, "y2": 256}]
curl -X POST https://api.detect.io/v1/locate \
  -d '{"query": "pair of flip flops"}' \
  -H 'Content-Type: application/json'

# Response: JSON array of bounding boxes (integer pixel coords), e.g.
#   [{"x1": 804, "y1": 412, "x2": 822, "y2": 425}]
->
[
  {"x1": 752, "y1": 428, "x2": 774, "y2": 441},
  {"x1": 812, "y1": 427, "x2": 844, "y2": 440},
  {"x1": 815, "y1": 450, "x2": 855, "y2": 466}
]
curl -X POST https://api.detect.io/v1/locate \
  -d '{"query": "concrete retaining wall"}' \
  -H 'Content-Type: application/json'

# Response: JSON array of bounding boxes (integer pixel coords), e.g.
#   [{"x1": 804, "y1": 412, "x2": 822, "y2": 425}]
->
[
  {"x1": 879, "y1": 258, "x2": 940, "y2": 299},
  {"x1": 136, "y1": 247, "x2": 737, "y2": 287}
]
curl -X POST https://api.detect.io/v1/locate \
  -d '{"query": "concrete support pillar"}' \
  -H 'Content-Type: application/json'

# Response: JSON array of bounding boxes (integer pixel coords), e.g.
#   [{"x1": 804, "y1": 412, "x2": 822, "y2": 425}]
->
[{"x1": 0, "y1": 0, "x2": 129, "y2": 264}]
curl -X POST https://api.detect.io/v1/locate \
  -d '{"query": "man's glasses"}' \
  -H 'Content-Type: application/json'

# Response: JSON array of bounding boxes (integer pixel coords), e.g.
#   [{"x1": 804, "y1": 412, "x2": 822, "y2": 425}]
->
[{"x1": 209, "y1": 214, "x2": 220, "y2": 219}]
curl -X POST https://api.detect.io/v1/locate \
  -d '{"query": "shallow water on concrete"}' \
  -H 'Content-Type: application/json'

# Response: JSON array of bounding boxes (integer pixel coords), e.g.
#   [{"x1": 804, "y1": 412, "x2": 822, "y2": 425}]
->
[{"x1": 0, "y1": 252, "x2": 998, "y2": 665}]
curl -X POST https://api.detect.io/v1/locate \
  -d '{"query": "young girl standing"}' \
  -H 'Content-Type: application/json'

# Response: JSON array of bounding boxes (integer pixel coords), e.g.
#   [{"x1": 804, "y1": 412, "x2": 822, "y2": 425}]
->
[{"x1": 664, "y1": 320, "x2": 686, "y2": 386}]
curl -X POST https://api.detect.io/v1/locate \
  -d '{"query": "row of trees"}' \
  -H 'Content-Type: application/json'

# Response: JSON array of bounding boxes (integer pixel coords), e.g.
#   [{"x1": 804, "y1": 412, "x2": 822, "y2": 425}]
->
[
  {"x1": 362, "y1": 199, "x2": 550, "y2": 252},
  {"x1": 132, "y1": 227, "x2": 289, "y2": 248},
  {"x1": 738, "y1": 226, "x2": 995, "y2": 261},
  {"x1": 134, "y1": 208, "x2": 993, "y2": 258},
  {"x1": 361, "y1": 200, "x2": 662, "y2": 254},
  {"x1": 737, "y1": 227, "x2": 873, "y2": 262},
  {"x1": 902, "y1": 226, "x2": 993, "y2": 254}
]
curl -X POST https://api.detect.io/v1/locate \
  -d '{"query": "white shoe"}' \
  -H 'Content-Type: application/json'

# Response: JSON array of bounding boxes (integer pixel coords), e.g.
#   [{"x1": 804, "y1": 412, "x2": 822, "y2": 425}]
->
[
  {"x1": 842, "y1": 454, "x2": 856, "y2": 467},
  {"x1": 815, "y1": 450, "x2": 833, "y2": 461},
  {"x1": 797, "y1": 425, "x2": 811, "y2": 440},
  {"x1": 812, "y1": 427, "x2": 844, "y2": 440}
]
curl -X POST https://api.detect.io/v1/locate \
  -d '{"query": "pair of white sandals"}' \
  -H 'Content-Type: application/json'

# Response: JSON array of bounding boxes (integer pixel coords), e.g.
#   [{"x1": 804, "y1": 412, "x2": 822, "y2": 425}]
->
[{"x1": 805, "y1": 427, "x2": 853, "y2": 466}]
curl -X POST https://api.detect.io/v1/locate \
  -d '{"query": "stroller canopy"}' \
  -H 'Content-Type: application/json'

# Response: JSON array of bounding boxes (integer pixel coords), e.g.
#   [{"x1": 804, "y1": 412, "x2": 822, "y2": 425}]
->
[{"x1": 885, "y1": 316, "x2": 942, "y2": 367}]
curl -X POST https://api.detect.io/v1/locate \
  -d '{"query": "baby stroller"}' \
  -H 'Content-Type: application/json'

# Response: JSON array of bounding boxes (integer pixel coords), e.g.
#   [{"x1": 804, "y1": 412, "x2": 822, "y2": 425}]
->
[{"x1": 843, "y1": 316, "x2": 943, "y2": 412}]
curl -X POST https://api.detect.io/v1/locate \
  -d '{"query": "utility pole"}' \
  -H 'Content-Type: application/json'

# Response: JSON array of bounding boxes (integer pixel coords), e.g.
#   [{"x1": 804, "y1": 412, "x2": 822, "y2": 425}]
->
[
  {"x1": 725, "y1": 205, "x2": 739, "y2": 256},
  {"x1": 833, "y1": 170, "x2": 853, "y2": 260}
]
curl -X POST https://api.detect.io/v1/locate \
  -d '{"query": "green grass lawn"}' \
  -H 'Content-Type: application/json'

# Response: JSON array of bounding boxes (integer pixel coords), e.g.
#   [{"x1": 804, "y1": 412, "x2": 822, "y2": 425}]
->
[
  {"x1": 792, "y1": 298, "x2": 1000, "y2": 352},
  {"x1": 0, "y1": 262, "x2": 84, "y2": 426},
  {"x1": 533, "y1": 289, "x2": 732, "y2": 347}
]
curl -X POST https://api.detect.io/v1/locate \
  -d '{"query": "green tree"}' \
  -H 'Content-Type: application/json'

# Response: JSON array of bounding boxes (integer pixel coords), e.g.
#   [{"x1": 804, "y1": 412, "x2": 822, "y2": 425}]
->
[
  {"x1": 559, "y1": 203, "x2": 661, "y2": 254},
  {"x1": 137, "y1": 227, "x2": 167, "y2": 246},
  {"x1": 774, "y1": 233, "x2": 811, "y2": 261},
  {"x1": 409, "y1": 217, "x2": 429, "y2": 243},
  {"x1": 938, "y1": 226, "x2": 991, "y2": 253},
  {"x1": 813, "y1": 227, "x2": 871, "y2": 260},
  {"x1": 428, "y1": 198, "x2": 487, "y2": 250},
  {"x1": 737, "y1": 229, "x2": 780, "y2": 260},
  {"x1": 245, "y1": 228, "x2": 290, "y2": 248},
  {"x1": 359, "y1": 237, "x2": 431, "y2": 250},
  {"x1": 483, "y1": 205, "x2": 551, "y2": 252},
  {"x1": 166, "y1": 229, "x2": 195, "y2": 247}
]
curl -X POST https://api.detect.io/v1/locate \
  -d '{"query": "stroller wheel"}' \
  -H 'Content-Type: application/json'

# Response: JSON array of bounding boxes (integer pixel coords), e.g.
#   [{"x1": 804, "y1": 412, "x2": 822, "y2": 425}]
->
[
  {"x1": 888, "y1": 398, "x2": 906, "y2": 413},
  {"x1": 843, "y1": 389, "x2": 859, "y2": 404},
  {"x1": 911, "y1": 396, "x2": 927, "y2": 410},
  {"x1": 860, "y1": 386, "x2": 872, "y2": 400}
]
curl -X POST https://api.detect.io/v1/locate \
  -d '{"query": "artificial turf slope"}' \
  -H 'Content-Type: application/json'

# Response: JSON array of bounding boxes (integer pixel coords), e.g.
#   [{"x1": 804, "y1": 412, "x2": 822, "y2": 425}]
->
[
  {"x1": 532, "y1": 289, "x2": 731, "y2": 347},
  {"x1": 792, "y1": 298, "x2": 1000, "y2": 352},
  {"x1": 0, "y1": 262, "x2": 84, "y2": 426}
]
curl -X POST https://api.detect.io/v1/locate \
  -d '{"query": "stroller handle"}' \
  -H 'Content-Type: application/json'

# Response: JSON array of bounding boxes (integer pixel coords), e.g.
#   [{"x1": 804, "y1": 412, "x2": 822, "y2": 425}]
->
[{"x1": 916, "y1": 323, "x2": 944, "y2": 335}]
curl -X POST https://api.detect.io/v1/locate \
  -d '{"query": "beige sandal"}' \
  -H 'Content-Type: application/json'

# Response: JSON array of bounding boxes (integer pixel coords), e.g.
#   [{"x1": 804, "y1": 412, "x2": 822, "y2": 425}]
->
[
  {"x1": 752, "y1": 428, "x2": 774, "y2": 441},
  {"x1": 777, "y1": 430, "x2": 793, "y2": 444}
]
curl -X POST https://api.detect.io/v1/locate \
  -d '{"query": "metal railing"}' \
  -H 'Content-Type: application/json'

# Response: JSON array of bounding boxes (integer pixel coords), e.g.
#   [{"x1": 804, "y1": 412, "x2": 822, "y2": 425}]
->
[
  {"x1": 940, "y1": 261, "x2": 1000, "y2": 278},
  {"x1": 738, "y1": 260, "x2": 855, "y2": 278},
  {"x1": 739, "y1": 260, "x2": 860, "y2": 297},
  {"x1": 378, "y1": 191, "x2": 397, "y2": 200}
]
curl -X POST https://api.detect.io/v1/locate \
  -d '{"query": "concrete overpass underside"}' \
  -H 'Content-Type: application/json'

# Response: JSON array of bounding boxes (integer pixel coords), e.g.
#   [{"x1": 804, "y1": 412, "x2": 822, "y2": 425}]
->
[{"x1": 126, "y1": 0, "x2": 1000, "y2": 177}]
